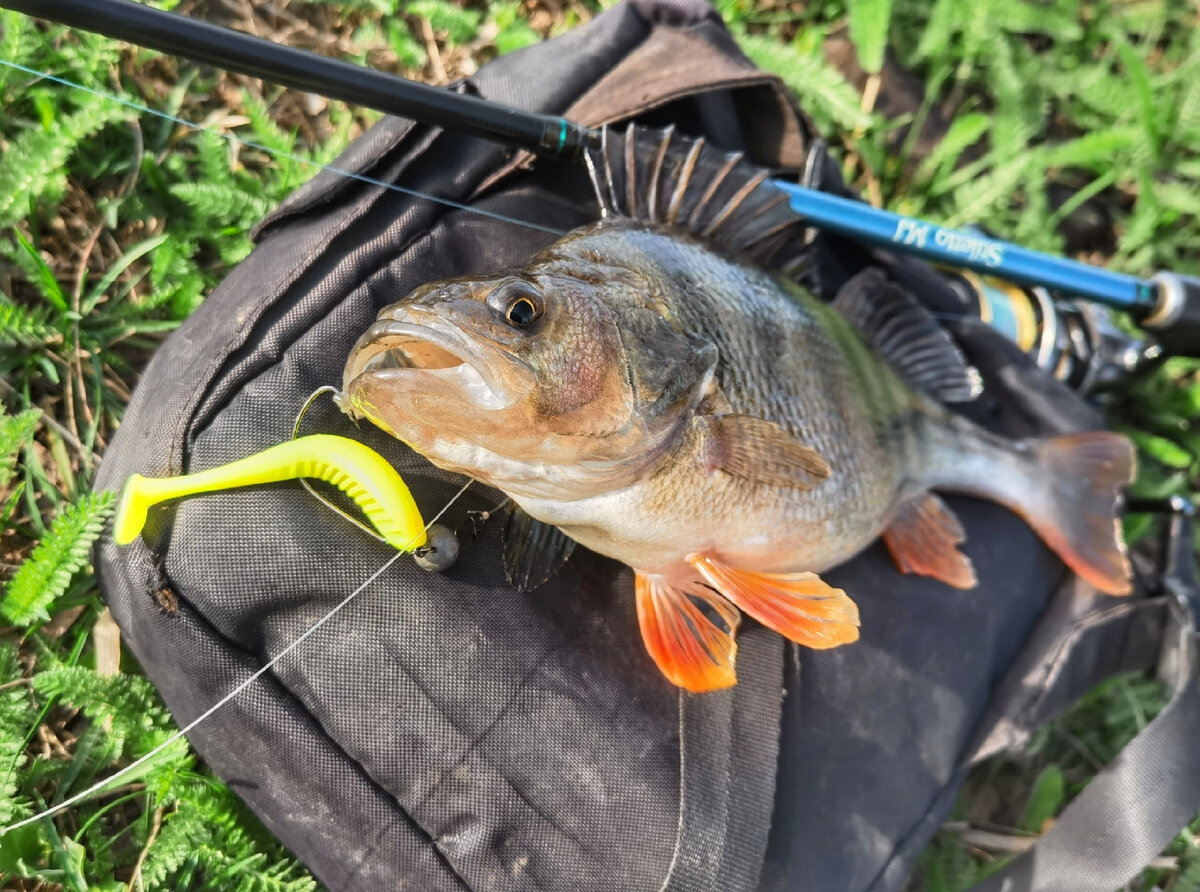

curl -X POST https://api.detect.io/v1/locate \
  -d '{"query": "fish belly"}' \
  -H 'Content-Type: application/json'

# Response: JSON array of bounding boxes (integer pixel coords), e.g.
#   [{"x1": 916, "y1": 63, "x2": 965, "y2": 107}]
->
[{"x1": 514, "y1": 424, "x2": 907, "y2": 579}]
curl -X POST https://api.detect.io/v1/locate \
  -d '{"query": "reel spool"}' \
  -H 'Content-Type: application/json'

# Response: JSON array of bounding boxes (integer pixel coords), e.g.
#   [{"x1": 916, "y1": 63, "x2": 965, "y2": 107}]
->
[{"x1": 943, "y1": 269, "x2": 1156, "y2": 395}]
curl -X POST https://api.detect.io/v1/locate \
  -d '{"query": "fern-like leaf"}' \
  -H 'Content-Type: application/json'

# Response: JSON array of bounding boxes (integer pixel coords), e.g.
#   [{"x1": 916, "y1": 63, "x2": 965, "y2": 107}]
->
[
  {"x1": 1, "y1": 490, "x2": 115, "y2": 626},
  {"x1": 0, "y1": 294, "x2": 58, "y2": 348},
  {"x1": 30, "y1": 666, "x2": 194, "y2": 812},
  {"x1": 737, "y1": 33, "x2": 870, "y2": 132},
  {"x1": 1040, "y1": 127, "x2": 1138, "y2": 173},
  {"x1": 846, "y1": 0, "x2": 892, "y2": 75},
  {"x1": 0, "y1": 405, "x2": 39, "y2": 491},
  {"x1": 0, "y1": 98, "x2": 129, "y2": 231},
  {"x1": 405, "y1": 0, "x2": 481, "y2": 43},
  {"x1": 168, "y1": 182, "x2": 273, "y2": 228},
  {"x1": 0, "y1": 11, "x2": 31, "y2": 92},
  {"x1": 142, "y1": 784, "x2": 318, "y2": 892},
  {"x1": 30, "y1": 665, "x2": 162, "y2": 722},
  {"x1": 0, "y1": 643, "x2": 37, "y2": 825}
]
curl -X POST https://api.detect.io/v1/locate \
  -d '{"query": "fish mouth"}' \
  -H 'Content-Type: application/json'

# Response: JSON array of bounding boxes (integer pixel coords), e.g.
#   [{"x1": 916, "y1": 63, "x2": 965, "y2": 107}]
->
[{"x1": 343, "y1": 318, "x2": 531, "y2": 413}]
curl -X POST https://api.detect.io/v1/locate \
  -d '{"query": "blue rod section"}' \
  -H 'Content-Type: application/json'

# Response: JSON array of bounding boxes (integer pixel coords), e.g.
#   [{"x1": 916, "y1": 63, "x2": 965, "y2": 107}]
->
[
  {"x1": 0, "y1": 0, "x2": 1166, "y2": 315},
  {"x1": 774, "y1": 182, "x2": 1159, "y2": 312}
]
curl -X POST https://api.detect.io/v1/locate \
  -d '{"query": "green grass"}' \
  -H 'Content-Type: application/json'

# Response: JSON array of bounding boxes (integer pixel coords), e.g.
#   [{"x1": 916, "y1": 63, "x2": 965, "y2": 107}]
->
[{"x1": 0, "y1": 0, "x2": 1198, "y2": 889}]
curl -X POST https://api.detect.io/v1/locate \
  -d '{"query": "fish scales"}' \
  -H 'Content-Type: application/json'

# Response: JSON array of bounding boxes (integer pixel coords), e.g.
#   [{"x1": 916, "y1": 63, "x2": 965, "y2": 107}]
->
[
  {"x1": 548, "y1": 222, "x2": 913, "y2": 564},
  {"x1": 342, "y1": 125, "x2": 1134, "y2": 691}
]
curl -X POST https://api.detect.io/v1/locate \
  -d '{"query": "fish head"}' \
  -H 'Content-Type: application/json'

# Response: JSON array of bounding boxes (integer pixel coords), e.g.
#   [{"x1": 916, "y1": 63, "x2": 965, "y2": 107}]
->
[{"x1": 342, "y1": 252, "x2": 717, "y2": 499}]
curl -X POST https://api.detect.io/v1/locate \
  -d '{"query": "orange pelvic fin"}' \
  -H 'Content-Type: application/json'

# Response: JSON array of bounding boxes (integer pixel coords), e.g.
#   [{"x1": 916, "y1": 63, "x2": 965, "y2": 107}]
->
[
  {"x1": 689, "y1": 555, "x2": 859, "y2": 650},
  {"x1": 1027, "y1": 431, "x2": 1136, "y2": 595},
  {"x1": 882, "y1": 493, "x2": 977, "y2": 589},
  {"x1": 634, "y1": 572, "x2": 740, "y2": 692}
]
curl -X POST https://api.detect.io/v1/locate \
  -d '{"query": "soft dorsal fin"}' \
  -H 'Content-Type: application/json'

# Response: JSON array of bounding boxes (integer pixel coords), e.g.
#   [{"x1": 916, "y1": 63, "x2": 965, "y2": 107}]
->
[
  {"x1": 584, "y1": 124, "x2": 814, "y2": 273},
  {"x1": 832, "y1": 269, "x2": 980, "y2": 403}
]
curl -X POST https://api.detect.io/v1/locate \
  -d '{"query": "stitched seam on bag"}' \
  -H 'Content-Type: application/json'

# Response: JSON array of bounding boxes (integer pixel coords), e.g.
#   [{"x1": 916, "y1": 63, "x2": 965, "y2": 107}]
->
[
  {"x1": 1013, "y1": 599, "x2": 1148, "y2": 731},
  {"x1": 185, "y1": 208, "x2": 469, "y2": 450},
  {"x1": 656, "y1": 694, "x2": 687, "y2": 892},
  {"x1": 342, "y1": 812, "x2": 474, "y2": 891},
  {"x1": 253, "y1": 119, "x2": 419, "y2": 240},
  {"x1": 168, "y1": 124, "x2": 443, "y2": 470},
  {"x1": 396, "y1": 632, "x2": 610, "y2": 880},
  {"x1": 167, "y1": 215, "x2": 369, "y2": 473}
]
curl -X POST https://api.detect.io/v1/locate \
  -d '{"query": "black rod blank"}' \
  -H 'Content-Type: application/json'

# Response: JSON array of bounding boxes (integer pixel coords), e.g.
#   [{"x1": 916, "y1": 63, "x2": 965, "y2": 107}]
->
[
  {"x1": 1, "y1": 0, "x2": 600, "y2": 158},
  {"x1": 8, "y1": 0, "x2": 1200, "y2": 351}
]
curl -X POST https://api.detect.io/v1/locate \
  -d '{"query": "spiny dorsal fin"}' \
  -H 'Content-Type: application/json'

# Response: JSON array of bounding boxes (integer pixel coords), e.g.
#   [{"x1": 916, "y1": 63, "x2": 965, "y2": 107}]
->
[
  {"x1": 832, "y1": 269, "x2": 980, "y2": 403},
  {"x1": 584, "y1": 124, "x2": 813, "y2": 272}
]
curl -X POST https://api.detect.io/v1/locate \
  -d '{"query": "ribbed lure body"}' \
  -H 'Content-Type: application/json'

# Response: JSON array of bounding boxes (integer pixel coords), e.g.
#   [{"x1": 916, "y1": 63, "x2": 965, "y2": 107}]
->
[{"x1": 113, "y1": 434, "x2": 427, "y2": 551}]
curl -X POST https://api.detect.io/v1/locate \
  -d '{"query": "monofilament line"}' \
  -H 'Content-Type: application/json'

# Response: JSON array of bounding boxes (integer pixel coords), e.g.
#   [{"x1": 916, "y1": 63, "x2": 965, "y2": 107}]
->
[
  {"x1": 2, "y1": 476, "x2": 475, "y2": 835},
  {"x1": 0, "y1": 58, "x2": 565, "y2": 237}
]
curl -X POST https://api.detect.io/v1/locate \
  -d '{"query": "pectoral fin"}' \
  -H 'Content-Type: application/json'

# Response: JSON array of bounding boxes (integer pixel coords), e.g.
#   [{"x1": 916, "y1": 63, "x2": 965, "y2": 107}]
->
[
  {"x1": 882, "y1": 493, "x2": 977, "y2": 589},
  {"x1": 635, "y1": 572, "x2": 740, "y2": 692},
  {"x1": 700, "y1": 415, "x2": 831, "y2": 490},
  {"x1": 502, "y1": 503, "x2": 576, "y2": 593},
  {"x1": 689, "y1": 555, "x2": 859, "y2": 649}
]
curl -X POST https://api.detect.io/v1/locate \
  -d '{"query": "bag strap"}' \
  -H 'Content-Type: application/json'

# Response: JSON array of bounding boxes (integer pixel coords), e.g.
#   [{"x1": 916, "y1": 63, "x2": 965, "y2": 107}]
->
[{"x1": 968, "y1": 505, "x2": 1200, "y2": 892}]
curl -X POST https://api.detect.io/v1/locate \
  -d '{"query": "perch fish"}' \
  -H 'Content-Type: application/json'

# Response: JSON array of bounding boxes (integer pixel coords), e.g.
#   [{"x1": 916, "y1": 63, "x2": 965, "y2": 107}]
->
[{"x1": 341, "y1": 126, "x2": 1135, "y2": 692}]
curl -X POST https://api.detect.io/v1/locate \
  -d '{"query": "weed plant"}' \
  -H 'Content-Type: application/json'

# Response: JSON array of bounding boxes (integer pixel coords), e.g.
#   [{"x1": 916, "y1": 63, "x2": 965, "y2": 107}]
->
[{"x1": 1, "y1": 0, "x2": 1198, "y2": 889}]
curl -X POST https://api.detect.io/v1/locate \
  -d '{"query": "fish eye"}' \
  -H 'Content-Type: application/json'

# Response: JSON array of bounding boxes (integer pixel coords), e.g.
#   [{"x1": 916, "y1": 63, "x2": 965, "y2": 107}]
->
[
  {"x1": 488, "y1": 280, "x2": 544, "y2": 328},
  {"x1": 507, "y1": 296, "x2": 538, "y2": 326}
]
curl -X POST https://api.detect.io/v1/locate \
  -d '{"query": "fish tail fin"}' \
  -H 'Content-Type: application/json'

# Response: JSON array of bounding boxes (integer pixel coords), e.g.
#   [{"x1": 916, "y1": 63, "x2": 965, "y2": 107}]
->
[{"x1": 1023, "y1": 431, "x2": 1136, "y2": 595}]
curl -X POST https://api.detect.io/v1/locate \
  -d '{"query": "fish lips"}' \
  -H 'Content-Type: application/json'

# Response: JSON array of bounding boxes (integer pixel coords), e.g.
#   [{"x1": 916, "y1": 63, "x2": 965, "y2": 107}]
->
[{"x1": 342, "y1": 317, "x2": 535, "y2": 427}]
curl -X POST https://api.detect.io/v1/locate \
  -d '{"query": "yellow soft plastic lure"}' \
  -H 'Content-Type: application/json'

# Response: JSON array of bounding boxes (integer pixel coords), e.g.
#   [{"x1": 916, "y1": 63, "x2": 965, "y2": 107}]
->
[{"x1": 113, "y1": 434, "x2": 427, "y2": 551}]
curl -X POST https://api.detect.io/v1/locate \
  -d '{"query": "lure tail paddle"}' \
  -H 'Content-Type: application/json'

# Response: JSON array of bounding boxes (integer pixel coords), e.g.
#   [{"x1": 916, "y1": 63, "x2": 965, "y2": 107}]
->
[{"x1": 113, "y1": 434, "x2": 427, "y2": 551}]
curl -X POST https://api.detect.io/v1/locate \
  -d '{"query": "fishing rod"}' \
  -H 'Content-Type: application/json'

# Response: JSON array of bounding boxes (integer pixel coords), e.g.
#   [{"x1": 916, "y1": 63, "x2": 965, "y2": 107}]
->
[{"x1": 5, "y1": 0, "x2": 1200, "y2": 358}]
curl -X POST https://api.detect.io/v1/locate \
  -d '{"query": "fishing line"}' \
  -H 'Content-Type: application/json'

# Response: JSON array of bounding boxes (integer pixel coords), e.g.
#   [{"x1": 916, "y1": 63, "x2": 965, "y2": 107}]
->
[
  {"x1": 0, "y1": 55, "x2": 981, "y2": 330},
  {"x1": 0, "y1": 29, "x2": 1149, "y2": 836},
  {"x1": 0, "y1": 57, "x2": 566, "y2": 236},
  {"x1": 1, "y1": 474, "x2": 475, "y2": 835},
  {"x1": 0, "y1": 50, "x2": 535, "y2": 834}
]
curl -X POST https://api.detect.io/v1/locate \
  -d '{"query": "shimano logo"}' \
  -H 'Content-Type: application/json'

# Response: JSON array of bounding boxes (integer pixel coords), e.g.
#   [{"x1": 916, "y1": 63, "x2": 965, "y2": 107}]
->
[
  {"x1": 933, "y1": 227, "x2": 1005, "y2": 267},
  {"x1": 891, "y1": 218, "x2": 1005, "y2": 268}
]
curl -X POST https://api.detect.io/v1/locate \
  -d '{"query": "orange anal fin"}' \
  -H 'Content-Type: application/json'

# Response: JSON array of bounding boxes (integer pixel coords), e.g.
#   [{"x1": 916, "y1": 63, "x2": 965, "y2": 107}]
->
[
  {"x1": 689, "y1": 555, "x2": 859, "y2": 650},
  {"x1": 634, "y1": 572, "x2": 740, "y2": 692},
  {"x1": 882, "y1": 493, "x2": 977, "y2": 590}
]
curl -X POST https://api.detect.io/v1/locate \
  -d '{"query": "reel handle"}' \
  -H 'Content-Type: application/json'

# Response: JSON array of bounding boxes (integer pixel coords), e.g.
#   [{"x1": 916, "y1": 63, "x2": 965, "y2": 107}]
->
[{"x1": 1145, "y1": 273, "x2": 1200, "y2": 357}]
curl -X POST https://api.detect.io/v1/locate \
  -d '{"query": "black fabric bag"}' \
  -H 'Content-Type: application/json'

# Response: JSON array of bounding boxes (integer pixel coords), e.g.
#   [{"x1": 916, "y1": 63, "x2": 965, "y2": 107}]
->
[{"x1": 94, "y1": 2, "x2": 1200, "y2": 890}]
